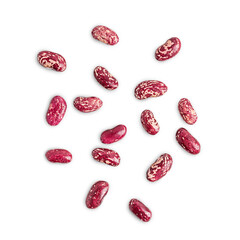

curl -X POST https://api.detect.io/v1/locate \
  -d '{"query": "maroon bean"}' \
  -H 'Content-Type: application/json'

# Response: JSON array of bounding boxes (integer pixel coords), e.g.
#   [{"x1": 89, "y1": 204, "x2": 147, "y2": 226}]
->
[
  {"x1": 100, "y1": 124, "x2": 127, "y2": 144},
  {"x1": 73, "y1": 97, "x2": 103, "y2": 113},
  {"x1": 86, "y1": 181, "x2": 109, "y2": 209},
  {"x1": 92, "y1": 148, "x2": 120, "y2": 166},
  {"x1": 176, "y1": 128, "x2": 201, "y2": 154},
  {"x1": 94, "y1": 66, "x2": 118, "y2": 90},
  {"x1": 46, "y1": 96, "x2": 67, "y2": 126},
  {"x1": 141, "y1": 110, "x2": 159, "y2": 135},
  {"x1": 178, "y1": 98, "x2": 197, "y2": 125},
  {"x1": 135, "y1": 80, "x2": 168, "y2": 100},
  {"x1": 37, "y1": 51, "x2": 66, "y2": 72},
  {"x1": 146, "y1": 153, "x2": 173, "y2": 182},
  {"x1": 45, "y1": 149, "x2": 72, "y2": 163},
  {"x1": 155, "y1": 37, "x2": 181, "y2": 61},
  {"x1": 92, "y1": 25, "x2": 119, "y2": 45},
  {"x1": 129, "y1": 199, "x2": 152, "y2": 222}
]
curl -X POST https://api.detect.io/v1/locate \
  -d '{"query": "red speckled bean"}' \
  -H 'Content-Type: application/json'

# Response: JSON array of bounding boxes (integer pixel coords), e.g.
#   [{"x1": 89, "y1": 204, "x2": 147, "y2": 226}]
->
[
  {"x1": 92, "y1": 148, "x2": 120, "y2": 166},
  {"x1": 155, "y1": 37, "x2": 181, "y2": 61},
  {"x1": 86, "y1": 181, "x2": 109, "y2": 209},
  {"x1": 100, "y1": 124, "x2": 127, "y2": 144},
  {"x1": 146, "y1": 153, "x2": 173, "y2": 182},
  {"x1": 176, "y1": 128, "x2": 200, "y2": 154},
  {"x1": 73, "y1": 97, "x2": 103, "y2": 113},
  {"x1": 94, "y1": 66, "x2": 118, "y2": 90},
  {"x1": 141, "y1": 110, "x2": 159, "y2": 135},
  {"x1": 37, "y1": 51, "x2": 66, "y2": 72},
  {"x1": 45, "y1": 149, "x2": 72, "y2": 163},
  {"x1": 129, "y1": 199, "x2": 152, "y2": 222},
  {"x1": 92, "y1": 25, "x2": 119, "y2": 45},
  {"x1": 46, "y1": 96, "x2": 67, "y2": 126},
  {"x1": 135, "y1": 80, "x2": 168, "y2": 100},
  {"x1": 178, "y1": 98, "x2": 197, "y2": 125}
]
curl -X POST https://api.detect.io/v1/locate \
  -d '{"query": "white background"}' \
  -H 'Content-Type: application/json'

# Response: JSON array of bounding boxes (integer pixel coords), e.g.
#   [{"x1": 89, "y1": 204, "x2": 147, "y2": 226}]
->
[{"x1": 0, "y1": 0, "x2": 240, "y2": 239}]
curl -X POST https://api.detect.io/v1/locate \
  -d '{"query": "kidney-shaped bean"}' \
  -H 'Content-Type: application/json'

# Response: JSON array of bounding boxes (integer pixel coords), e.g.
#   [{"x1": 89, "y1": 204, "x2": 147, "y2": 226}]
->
[
  {"x1": 94, "y1": 66, "x2": 118, "y2": 90},
  {"x1": 141, "y1": 110, "x2": 159, "y2": 135},
  {"x1": 176, "y1": 128, "x2": 200, "y2": 154},
  {"x1": 92, "y1": 148, "x2": 120, "y2": 166},
  {"x1": 129, "y1": 199, "x2": 152, "y2": 222},
  {"x1": 146, "y1": 153, "x2": 173, "y2": 182},
  {"x1": 86, "y1": 181, "x2": 109, "y2": 209},
  {"x1": 46, "y1": 96, "x2": 67, "y2": 126},
  {"x1": 155, "y1": 37, "x2": 181, "y2": 61},
  {"x1": 92, "y1": 25, "x2": 119, "y2": 45},
  {"x1": 178, "y1": 98, "x2": 198, "y2": 125},
  {"x1": 135, "y1": 80, "x2": 168, "y2": 100},
  {"x1": 100, "y1": 124, "x2": 127, "y2": 144},
  {"x1": 45, "y1": 149, "x2": 72, "y2": 163},
  {"x1": 37, "y1": 51, "x2": 66, "y2": 72},
  {"x1": 73, "y1": 97, "x2": 103, "y2": 113}
]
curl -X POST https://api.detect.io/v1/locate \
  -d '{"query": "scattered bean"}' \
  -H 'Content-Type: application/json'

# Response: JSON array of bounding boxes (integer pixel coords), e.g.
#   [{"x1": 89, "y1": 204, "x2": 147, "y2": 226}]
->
[
  {"x1": 129, "y1": 199, "x2": 152, "y2": 222},
  {"x1": 92, "y1": 148, "x2": 120, "y2": 166},
  {"x1": 155, "y1": 37, "x2": 181, "y2": 61},
  {"x1": 100, "y1": 124, "x2": 127, "y2": 144},
  {"x1": 176, "y1": 128, "x2": 200, "y2": 154},
  {"x1": 94, "y1": 66, "x2": 118, "y2": 90},
  {"x1": 45, "y1": 149, "x2": 72, "y2": 163},
  {"x1": 37, "y1": 51, "x2": 66, "y2": 72},
  {"x1": 178, "y1": 98, "x2": 197, "y2": 125},
  {"x1": 135, "y1": 80, "x2": 168, "y2": 100},
  {"x1": 46, "y1": 96, "x2": 67, "y2": 126},
  {"x1": 92, "y1": 25, "x2": 119, "y2": 45},
  {"x1": 73, "y1": 97, "x2": 103, "y2": 113},
  {"x1": 141, "y1": 110, "x2": 159, "y2": 135},
  {"x1": 146, "y1": 153, "x2": 173, "y2": 182},
  {"x1": 86, "y1": 181, "x2": 109, "y2": 209}
]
